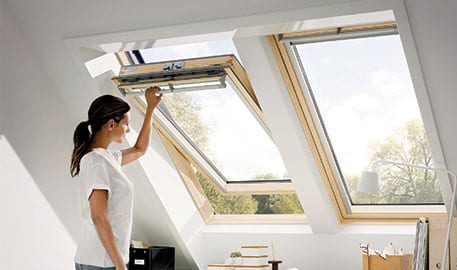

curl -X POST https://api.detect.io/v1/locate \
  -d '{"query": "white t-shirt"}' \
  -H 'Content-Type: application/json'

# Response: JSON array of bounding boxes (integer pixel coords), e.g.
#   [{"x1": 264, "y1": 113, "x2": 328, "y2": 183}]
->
[{"x1": 74, "y1": 148, "x2": 134, "y2": 267}]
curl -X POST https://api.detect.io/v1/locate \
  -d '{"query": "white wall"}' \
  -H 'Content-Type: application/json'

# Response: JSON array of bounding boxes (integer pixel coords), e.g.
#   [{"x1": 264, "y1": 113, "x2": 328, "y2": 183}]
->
[
  {"x1": 0, "y1": 136, "x2": 77, "y2": 270},
  {"x1": 0, "y1": 0, "x2": 82, "y2": 240},
  {"x1": 202, "y1": 224, "x2": 416, "y2": 270}
]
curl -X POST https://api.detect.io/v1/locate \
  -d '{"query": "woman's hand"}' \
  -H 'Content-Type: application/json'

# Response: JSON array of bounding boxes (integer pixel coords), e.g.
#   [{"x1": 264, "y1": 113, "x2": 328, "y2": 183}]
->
[{"x1": 145, "y1": 86, "x2": 162, "y2": 108}]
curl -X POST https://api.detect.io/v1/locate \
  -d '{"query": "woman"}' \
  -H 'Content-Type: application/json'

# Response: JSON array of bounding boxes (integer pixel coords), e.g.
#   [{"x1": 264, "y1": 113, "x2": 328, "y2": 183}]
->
[{"x1": 70, "y1": 87, "x2": 162, "y2": 270}]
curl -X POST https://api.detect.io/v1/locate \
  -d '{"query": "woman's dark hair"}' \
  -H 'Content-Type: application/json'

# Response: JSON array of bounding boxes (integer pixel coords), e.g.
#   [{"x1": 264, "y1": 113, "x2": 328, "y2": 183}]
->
[{"x1": 71, "y1": 95, "x2": 130, "y2": 177}]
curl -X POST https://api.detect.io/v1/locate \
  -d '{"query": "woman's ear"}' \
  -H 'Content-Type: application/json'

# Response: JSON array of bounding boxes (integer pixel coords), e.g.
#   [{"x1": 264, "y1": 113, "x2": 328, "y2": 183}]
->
[{"x1": 106, "y1": 119, "x2": 116, "y2": 130}]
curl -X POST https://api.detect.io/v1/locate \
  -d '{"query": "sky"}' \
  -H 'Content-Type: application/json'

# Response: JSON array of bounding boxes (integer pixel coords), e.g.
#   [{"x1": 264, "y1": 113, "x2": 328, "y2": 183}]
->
[
  {"x1": 295, "y1": 35, "x2": 423, "y2": 177},
  {"x1": 139, "y1": 35, "x2": 428, "y2": 183}
]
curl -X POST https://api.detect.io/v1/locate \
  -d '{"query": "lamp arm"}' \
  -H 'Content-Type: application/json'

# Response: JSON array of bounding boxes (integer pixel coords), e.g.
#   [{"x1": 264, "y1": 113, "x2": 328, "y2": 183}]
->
[
  {"x1": 372, "y1": 159, "x2": 448, "y2": 173},
  {"x1": 370, "y1": 159, "x2": 456, "y2": 269}
]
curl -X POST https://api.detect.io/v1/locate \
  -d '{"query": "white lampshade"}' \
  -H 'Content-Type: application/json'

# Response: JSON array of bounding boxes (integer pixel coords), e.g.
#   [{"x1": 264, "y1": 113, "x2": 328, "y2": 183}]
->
[{"x1": 357, "y1": 170, "x2": 381, "y2": 194}]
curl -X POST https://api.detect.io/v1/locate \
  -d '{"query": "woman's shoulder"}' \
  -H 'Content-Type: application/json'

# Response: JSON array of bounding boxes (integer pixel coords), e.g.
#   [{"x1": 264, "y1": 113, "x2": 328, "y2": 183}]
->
[
  {"x1": 81, "y1": 149, "x2": 121, "y2": 168},
  {"x1": 80, "y1": 150, "x2": 108, "y2": 167}
]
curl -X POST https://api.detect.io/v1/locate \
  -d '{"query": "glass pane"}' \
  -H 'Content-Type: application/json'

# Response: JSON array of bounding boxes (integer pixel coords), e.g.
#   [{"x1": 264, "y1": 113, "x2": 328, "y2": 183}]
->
[
  {"x1": 140, "y1": 40, "x2": 241, "y2": 63},
  {"x1": 154, "y1": 77, "x2": 289, "y2": 182},
  {"x1": 294, "y1": 34, "x2": 443, "y2": 204},
  {"x1": 197, "y1": 169, "x2": 303, "y2": 215}
]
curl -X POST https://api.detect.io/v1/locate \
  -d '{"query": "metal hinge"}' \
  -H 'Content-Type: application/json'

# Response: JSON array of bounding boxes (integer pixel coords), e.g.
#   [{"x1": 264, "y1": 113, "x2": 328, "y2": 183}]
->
[{"x1": 163, "y1": 61, "x2": 184, "y2": 71}]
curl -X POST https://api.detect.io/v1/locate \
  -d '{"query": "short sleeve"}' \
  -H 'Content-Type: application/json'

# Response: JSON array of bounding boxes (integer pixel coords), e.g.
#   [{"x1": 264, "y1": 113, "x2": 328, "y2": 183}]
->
[
  {"x1": 84, "y1": 162, "x2": 111, "y2": 200},
  {"x1": 111, "y1": 150, "x2": 122, "y2": 167}
]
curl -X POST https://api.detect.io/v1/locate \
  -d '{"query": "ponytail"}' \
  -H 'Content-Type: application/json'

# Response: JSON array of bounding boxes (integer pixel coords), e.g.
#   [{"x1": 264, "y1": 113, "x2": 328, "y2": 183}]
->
[
  {"x1": 70, "y1": 95, "x2": 130, "y2": 177},
  {"x1": 70, "y1": 121, "x2": 92, "y2": 177}
]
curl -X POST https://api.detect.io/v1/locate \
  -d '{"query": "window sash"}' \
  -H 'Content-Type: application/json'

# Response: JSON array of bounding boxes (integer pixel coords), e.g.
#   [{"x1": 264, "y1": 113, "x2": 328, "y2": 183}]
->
[
  {"x1": 157, "y1": 126, "x2": 306, "y2": 223},
  {"x1": 287, "y1": 34, "x2": 444, "y2": 206},
  {"x1": 268, "y1": 23, "x2": 446, "y2": 219},
  {"x1": 125, "y1": 53, "x2": 296, "y2": 193}
]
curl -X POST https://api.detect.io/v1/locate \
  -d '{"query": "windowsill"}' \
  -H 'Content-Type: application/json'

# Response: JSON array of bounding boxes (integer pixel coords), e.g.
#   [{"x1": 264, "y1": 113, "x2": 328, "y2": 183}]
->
[{"x1": 207, "y1": 214, "x2": 307, "y2": 225}]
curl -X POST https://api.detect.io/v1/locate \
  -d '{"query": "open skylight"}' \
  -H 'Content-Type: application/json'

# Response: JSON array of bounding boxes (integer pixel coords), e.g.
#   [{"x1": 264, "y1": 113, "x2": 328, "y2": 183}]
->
[
  {"x1": 136, "y1": 41, "x2": 288, "y2": 183},
  {"x1": 124, "y1": 39, "x2": 305, "y2": 220}
]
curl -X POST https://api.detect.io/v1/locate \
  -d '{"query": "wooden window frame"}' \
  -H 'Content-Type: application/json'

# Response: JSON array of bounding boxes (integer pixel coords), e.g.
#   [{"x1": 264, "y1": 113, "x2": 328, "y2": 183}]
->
[
  {"x1": 267, "y1": 22, "x2": 446, "y2": 222},
  {"x1": 119, "y1": 53, "x2": 306, "y2": 224},
  {"x1": 125, "y1": 54, "x2": 296, "y2": 194},
  {"x1": 155, "y1": 124, "x2": 307, "y2": 224}
]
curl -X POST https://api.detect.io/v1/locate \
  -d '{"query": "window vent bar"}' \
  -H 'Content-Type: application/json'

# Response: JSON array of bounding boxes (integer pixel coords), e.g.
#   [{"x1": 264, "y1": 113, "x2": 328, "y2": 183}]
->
[
  {"x1": 279, "y1": 22, "x2": 398, "y2": 45},
  {"x1": 112, "y1": 62, "x2": 228, "y2": 96}
]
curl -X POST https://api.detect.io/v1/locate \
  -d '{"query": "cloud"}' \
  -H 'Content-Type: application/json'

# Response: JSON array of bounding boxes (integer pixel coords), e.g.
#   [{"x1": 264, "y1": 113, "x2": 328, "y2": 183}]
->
[{"x1": 196, "y1": 85, "x2": 287, "y2": 180}]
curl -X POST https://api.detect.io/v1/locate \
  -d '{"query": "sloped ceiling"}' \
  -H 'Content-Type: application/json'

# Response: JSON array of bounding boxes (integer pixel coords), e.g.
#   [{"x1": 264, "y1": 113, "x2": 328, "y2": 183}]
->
[{"x1": 4, "y1": 0, "x2": 351, "y2": 38}]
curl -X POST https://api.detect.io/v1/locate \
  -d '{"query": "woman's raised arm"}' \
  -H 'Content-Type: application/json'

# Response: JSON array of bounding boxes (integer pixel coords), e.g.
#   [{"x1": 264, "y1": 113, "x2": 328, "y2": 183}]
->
[{"x1": 121, "y1": 87, "x2": 162, "y2": 166}]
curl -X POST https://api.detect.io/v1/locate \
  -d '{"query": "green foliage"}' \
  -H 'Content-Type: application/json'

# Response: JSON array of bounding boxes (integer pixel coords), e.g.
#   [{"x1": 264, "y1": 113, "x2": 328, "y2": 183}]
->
[
  {"x1": 349, "y1": 119, "x2": 443, "y2": 204},
  {"x1": 197, "y1": 172, "x2": 304, "y2": 215},
  {"x1": 251, "y1": 194, "x2": 304, "y2": 214},
  {"x1": 251, "y1": 173, "x2": 304, "y2": 214},
  {"x1": 270, "y1": 194, "x2": 304, "y2": 214},
  {"x1": 251, "y1": 195, "x2": 273, "y2": 214},
  {"x1": 197, "y1": 172, "x2": 258, "y2": 215},
  {"x1": 162, "y1": 93, "x2": 212, "y2": 154}
]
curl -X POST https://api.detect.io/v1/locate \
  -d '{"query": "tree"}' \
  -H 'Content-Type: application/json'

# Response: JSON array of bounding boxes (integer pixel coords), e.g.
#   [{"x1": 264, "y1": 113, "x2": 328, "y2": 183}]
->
[
  {"x1": 250, "y1": 194, "x2": 303, "y2": 214},
  {"x1": 162, "y1": 93, "x2": 212, "y2": 153},
  {"x1": 197, "y1": 172, "x2": 258, "y2": 214},
  {"x1": 251, "y1": 173, "x2": 304, "y2": 214},
  {"x1": 270, "y1": 194, "x2": 303, "y2": 214},
  {"x1": 349, "y1": 119, "x2": 443, "y2": 204}
]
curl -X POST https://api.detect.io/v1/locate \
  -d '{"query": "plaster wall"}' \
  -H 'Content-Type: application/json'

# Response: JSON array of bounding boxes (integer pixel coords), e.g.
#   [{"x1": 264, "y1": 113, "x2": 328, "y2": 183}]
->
[
  {"x1": 0, "y1": 1, "x2": 82, "y2": 239},
  {"x1": 0, "y1": 136, "x2": 76, "y2": 270}
]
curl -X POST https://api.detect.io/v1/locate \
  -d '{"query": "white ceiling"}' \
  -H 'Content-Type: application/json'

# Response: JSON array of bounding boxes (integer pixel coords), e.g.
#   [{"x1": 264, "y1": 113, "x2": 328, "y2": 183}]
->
[{"x1": 4, "y1": 0, "x2": 351, "y2": 38}]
